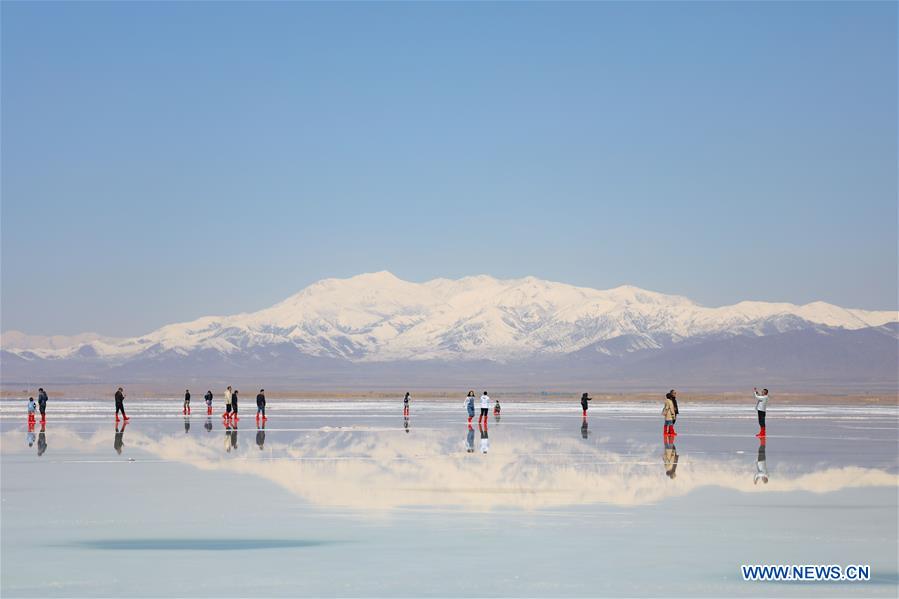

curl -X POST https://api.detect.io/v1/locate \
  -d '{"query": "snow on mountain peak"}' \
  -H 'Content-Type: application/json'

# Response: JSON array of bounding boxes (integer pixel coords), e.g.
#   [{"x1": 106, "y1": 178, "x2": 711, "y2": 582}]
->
[{"x1": 4, "y1": 273, "x2": 897, "y2": 363}]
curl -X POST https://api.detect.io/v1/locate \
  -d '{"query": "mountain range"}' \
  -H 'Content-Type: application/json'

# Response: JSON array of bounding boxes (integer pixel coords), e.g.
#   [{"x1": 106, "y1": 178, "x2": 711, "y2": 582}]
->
[{"x1": 2, "y1": 272, "x2": 897, "y2": 390}]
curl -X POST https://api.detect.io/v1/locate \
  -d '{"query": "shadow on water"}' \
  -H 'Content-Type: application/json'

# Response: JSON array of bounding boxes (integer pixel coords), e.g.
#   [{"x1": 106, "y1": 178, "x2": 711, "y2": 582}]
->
[{"x1": 65, "y1": 538, "x2": 338, "y2": 551}]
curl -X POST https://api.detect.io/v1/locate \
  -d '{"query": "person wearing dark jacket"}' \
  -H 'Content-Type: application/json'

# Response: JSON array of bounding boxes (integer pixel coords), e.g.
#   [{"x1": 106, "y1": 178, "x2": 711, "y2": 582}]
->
[
  {"x1": 205, "y1": 390, "x2": 214, "y2": 415},
  {"x1": 580, "y1": 393, "x2": 592, "y2": 417},
  {"x1": 183, "y1": 389, "x2": 191, "y2": 415},
  {"x1": 231, "y1": 389, "x2": 239, "y2": 420},
  {"x1": 114, "y1": 387, "x2": 129, "y2": 421},
  {"x1": 667, "y1": 390, "x2": 679, "y2": 424},
  {"x1": 256, "y1": 389, "x2": 266, "y2": 422},
  {"x1": 37, "y1": 388, "x2": 48, "y2": 422}
]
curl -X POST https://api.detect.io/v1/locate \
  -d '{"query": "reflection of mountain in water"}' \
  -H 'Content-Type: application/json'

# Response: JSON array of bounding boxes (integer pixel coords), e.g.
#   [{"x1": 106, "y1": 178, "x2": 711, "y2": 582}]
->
[{"x1": 2, "y1": 426, "x2": 895, "y2": 512}]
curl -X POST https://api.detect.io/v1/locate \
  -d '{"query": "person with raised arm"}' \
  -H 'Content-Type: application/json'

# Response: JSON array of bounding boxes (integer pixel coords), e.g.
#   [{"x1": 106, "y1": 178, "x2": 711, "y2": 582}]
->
[
  {"x1": 754, "y1": 387, "x2": 769, "y2": 437},
  {"x1": 580, "y1": 392, "x2": 592, "y2": 417}
]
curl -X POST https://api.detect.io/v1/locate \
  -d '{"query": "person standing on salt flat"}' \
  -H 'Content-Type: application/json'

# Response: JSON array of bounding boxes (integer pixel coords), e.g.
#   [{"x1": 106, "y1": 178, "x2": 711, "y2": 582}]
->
[
  {"x1": 223, "y1": 386, "x2": 232, "y2": 419},
  {"x1": 26, "y1": 397, "x2": 37, "y2": 425},
  {"x1": 183, "y1": 389, "x2": 191, "y2": 415},
  {"x1": 205, "y1": 390, "x2": 214, "y2": 415},
  {"x1": 754, "y1": 387, "x2": 769, "y2": 437},
  {"x1": 231, "y1": 389, "x2": 239, "y2": 421},
  {"x1": 464, "y1": 391, "x2": 476, "y2": 424},
  {"x1": 662, "y1": 392, "x2": 677, "y2": 437},
  {"x1": 37, "y1": 388, "x2": 48, "y2": 422},
  {"x1": 667, "y1": 390, "x2": 679, "y2": 427},
  {"x1": 114, "y1": 387, "x2": 129, "y2": 422},
  {"x1": 479, "y1": 391, "x2": 491, "y2": 426},
  {"x1": 580, "y1": 392, "x2": 592, "y2": 417},
  {"x1": 256, "y1": 389, "x2": 267, "y2": 422},
  {"x1": 403, "y1": 392, "x2": 411, "y2": 417}
]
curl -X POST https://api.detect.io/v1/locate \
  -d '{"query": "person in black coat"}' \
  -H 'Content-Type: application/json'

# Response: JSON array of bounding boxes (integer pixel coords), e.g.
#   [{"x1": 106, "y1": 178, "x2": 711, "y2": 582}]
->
[
  {"x1": 580, "y1": 393, "x2": 592, "y2": 417},
  {"x1": 114, "y1": 387, "x2": 129, "y2": 421},
  {"x1": 256, "y1": 389, "x2": 266, "y2": 421},
  {"x1": 667, "y1": 390, "x2": 679, "y2": 424}
]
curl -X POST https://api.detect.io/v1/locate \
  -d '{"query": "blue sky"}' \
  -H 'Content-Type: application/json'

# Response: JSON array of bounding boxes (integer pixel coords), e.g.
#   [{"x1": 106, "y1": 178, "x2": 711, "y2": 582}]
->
[{"x1": 2, "y1": 2, "x2": 896, "y2": 336}]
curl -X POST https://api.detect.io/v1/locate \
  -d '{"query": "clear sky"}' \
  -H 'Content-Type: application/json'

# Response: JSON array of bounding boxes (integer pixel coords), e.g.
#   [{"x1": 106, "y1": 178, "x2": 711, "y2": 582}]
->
[{"x1": 2, "y1": 1, "x2": 896, "y2": 337}]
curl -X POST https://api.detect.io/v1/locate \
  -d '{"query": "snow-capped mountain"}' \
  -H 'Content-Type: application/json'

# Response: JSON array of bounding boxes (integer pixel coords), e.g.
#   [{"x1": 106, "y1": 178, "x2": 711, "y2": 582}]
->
[{"x1": 3, "y1": 271, "x2": 896, "y2": 366}]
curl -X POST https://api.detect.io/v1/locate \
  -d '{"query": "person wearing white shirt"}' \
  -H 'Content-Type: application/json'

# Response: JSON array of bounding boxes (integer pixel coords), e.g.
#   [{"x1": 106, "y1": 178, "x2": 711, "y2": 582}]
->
[
  {"x1": 753, "y1": 387, "x2": 769, "y2": 438},
  {"x1": 478, "y1": 392, "x2": 491, "y2": 426}
]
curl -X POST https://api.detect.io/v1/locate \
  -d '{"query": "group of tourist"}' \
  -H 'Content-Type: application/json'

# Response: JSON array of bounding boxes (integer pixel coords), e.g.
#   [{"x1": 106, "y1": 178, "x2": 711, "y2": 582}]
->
[{"x1": 24, "y1": 386, "x2": 771, "y2": 438}]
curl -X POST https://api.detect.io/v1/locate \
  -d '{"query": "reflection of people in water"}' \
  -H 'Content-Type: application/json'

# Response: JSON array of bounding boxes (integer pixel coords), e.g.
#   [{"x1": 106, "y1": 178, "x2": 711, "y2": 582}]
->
[
  {"x1": 224, "y1": 421, "x2": 233, "y2": 453},
  {"x1": 255, "y1": 421, "x2": 266, "y2": 450},
  {"x1": 26, "y1": 419, "x2": 36, "y2": 447},
  {"x1": 754, "y1": 438, "x2": 768, "y2": 485},
  {"x1": 403, "y1": 415, "x2": 410, "y2": 434},
  {"x1": 663, "y1": 437, "x2": 678, "y2": 479},
  {"x1": 466, "y1": 424, "x2": 475, "y2": 453},
  {"x1": 204, "y1": 416, "x2": 213, "y2": 433},
  {"x1": 230, "y1": 421, "x2": 239, "y2": 451},
  {"x1": 114, "y1": 421, "x2": 128, "y2": 455},
  {"x1": 581, "y1": 417, "x2": 589, "y2": 439},
  {"x1": 479, "y1": 424, "x2": 489, "y2": 454},
  {"x1": 184, "y1": 416, "x2": 191, "y2": 434},
  {"x1": 37, "y1": 422, "x2": 47, "y2": 456}
]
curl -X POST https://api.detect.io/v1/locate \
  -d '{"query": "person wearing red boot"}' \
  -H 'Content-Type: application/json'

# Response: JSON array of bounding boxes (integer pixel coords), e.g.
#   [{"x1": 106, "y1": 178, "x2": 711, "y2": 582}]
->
[
  {"x1": 26, "y1": 397, "x2": 37, "y2": 425},
  {"x1": 662, "y1": 392, "x2": 677, "y2": 437},
  {"x1": 479, "y1": 391, "x2": 491, "y2": 427},
  {"x1": 580, "y1": 392, "x2": 592, "y2": 417},
  {"x1": 223, "y1": 386, "x2": 233, "y2": 419},
  {"x1": 205, "y1": 390, "x2": 213, "y2": 415},
  {"x1": 256, "y1": 389, "x2": 266, "y2": 422},
  {"x1": 37, "y1": 388, "x2": 48, "y2": 423},
  {"x1": 183, "y1": 389, "x2": 191, "y2": 415},
  {"x1": 464, "y1": 391, "x2": 476, "y2": 424},
  {"x1": 754, "y1": 387, "x2": 769, "y2": 437},
  {"x1": 114, "y1": 387, "x2": 129, "y2": 422}
]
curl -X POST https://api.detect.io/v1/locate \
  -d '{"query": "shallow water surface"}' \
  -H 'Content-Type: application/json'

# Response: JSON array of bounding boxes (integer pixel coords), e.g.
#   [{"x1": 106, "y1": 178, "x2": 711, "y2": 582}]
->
[{"x1": 1, "y1": 399, "x2": 897, "y2": 597}]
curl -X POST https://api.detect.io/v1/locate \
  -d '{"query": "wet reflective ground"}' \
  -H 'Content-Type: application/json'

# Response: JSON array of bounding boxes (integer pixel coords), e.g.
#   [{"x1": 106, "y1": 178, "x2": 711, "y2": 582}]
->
[{"x1": 1, "y1": 400, "x2": 897, "y2": 597}]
